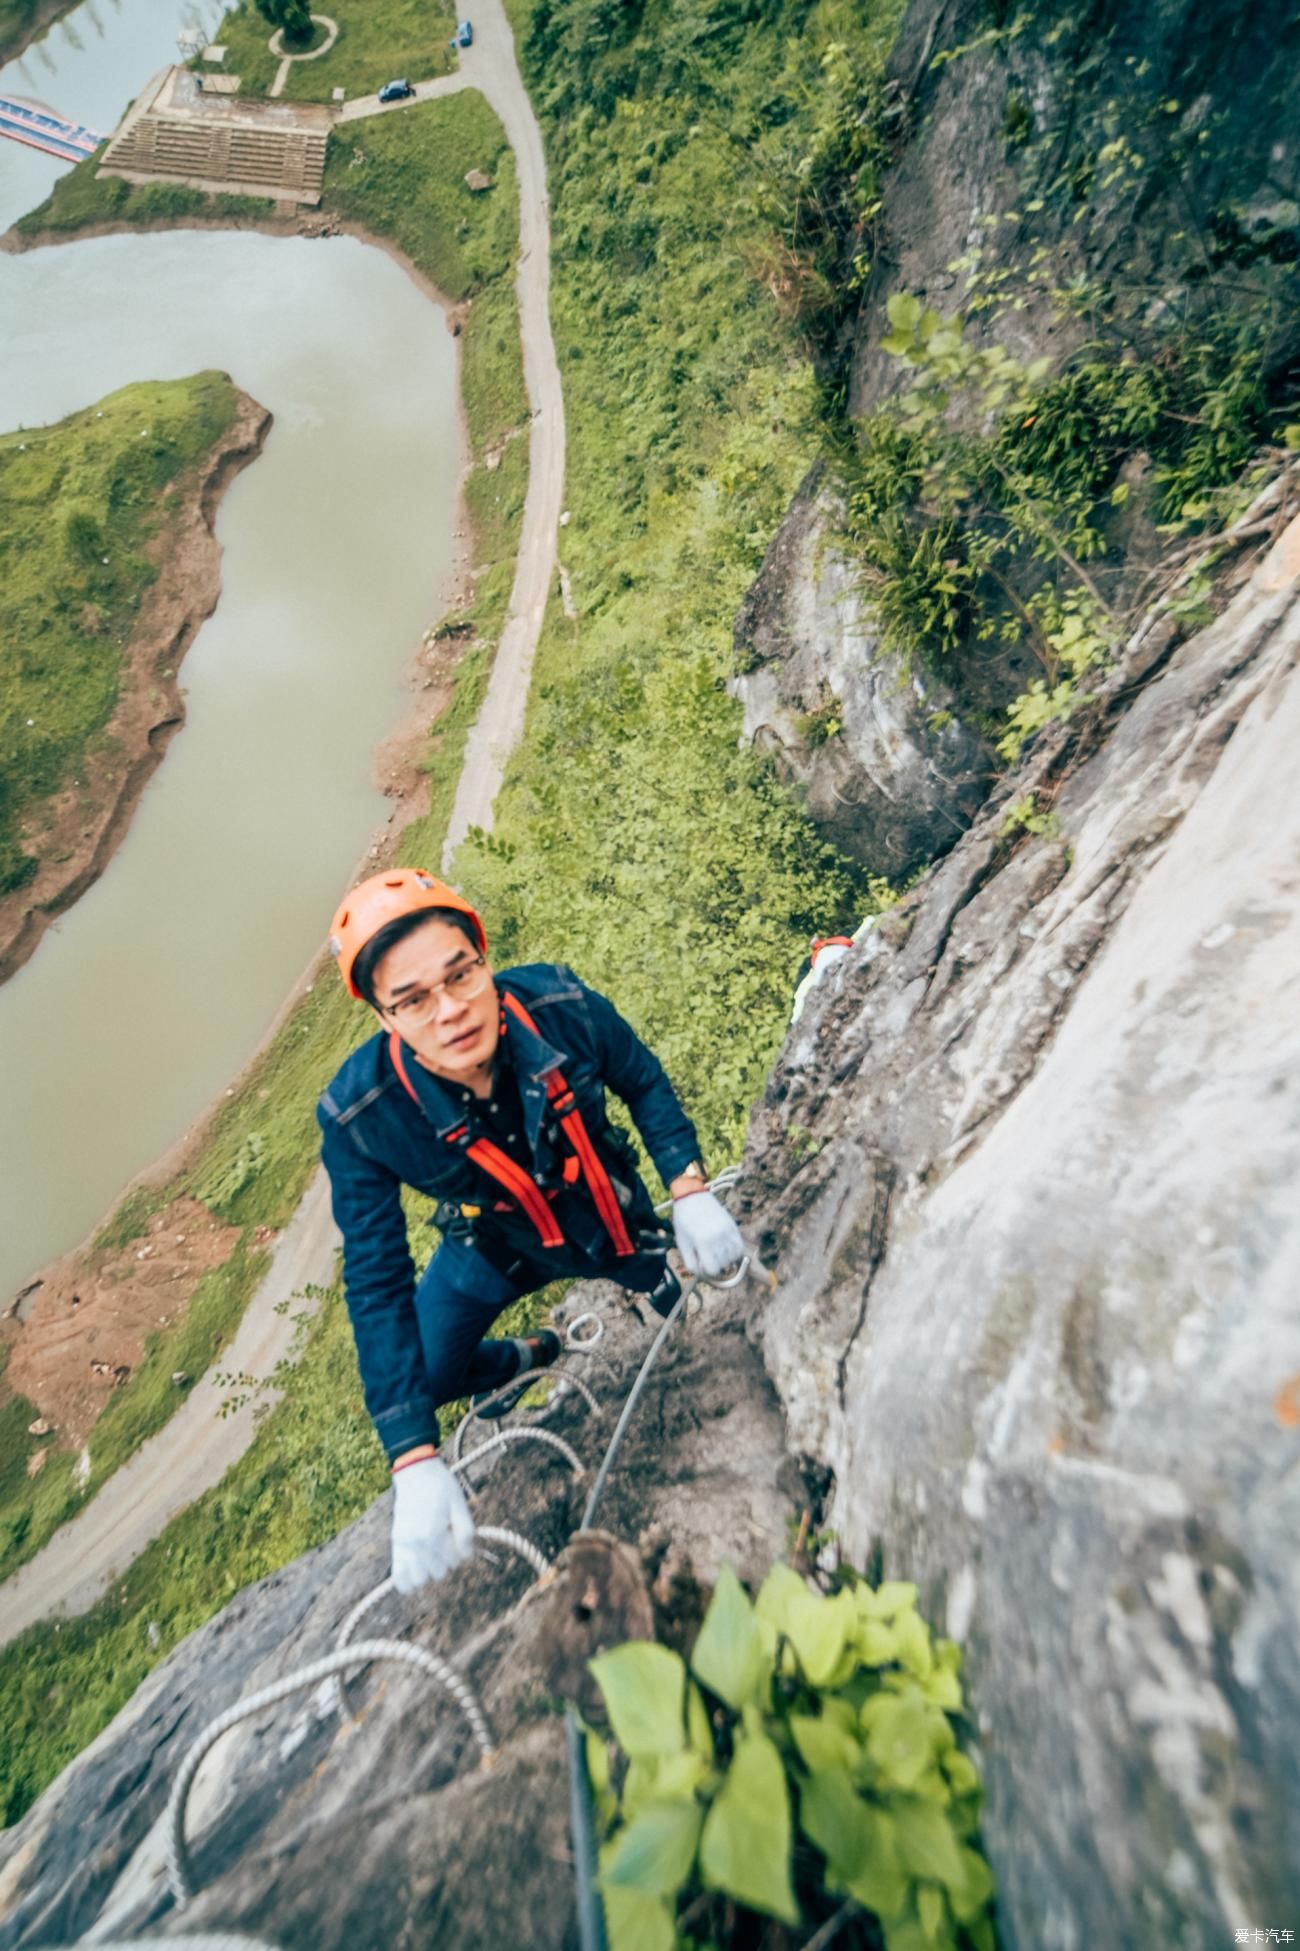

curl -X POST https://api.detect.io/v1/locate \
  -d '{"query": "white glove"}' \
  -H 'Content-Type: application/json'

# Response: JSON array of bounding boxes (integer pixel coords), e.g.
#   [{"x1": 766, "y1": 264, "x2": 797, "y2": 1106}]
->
[
  {"x1": 672, "y1": 1189, "x2": 745, "y2": 1278},
  {"x1": 390, "y1": 1456, "x2": 474, "y2": 1593}
]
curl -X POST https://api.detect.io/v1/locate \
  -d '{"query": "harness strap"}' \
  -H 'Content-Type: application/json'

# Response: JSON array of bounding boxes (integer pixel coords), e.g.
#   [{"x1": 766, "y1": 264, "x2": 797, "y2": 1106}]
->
[
  {"x1": 500, "y1": 991, "x2": 635, "y2": 1258},
  {"x1": 387, "y1": 1002, "x2": 635, "y2": 1258},
  {"x1": 389, "y1": 1032, "x2": 567, "y2": 1249}
]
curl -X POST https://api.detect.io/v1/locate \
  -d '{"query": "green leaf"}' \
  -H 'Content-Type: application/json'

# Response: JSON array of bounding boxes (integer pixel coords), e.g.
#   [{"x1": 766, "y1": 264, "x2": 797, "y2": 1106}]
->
[
  {"x1": 948, "y1": 1844, "x2": 995, "y2": 1923},
  {"x1": 844, "y1": 1808, "x2": 910, "y2": 1920},
  {"x1": 895, "y1": 1609, "x2": 934, "y2": 1681},
  {"x1": 601, "y1": 1798, "x2": 705, "y2": 1897},
  {"x1": 941, "y1": 1750, "x2": 979, "y2": 1798},
  {"x1": 602, "y1": 1883, "x2": 677, "y2": 1951},
  {"x1": 885, "y1": 1919, "x2": 943, "y2": 1951},
  {"x1": 893, "y1": 1796, "x2": 966, "y2": 1889},
  {"x1": 789, "y1": 1712, "x2": 861, "y2": 1775},
  {"x1": 886, "y1": 291, "x2": 923, "y2": 331},
  {"x1": 921, "y1": 1666, "x2": 963, "y2": 1712},
  {"x1": 654, "y1": 1749, "x2": 709, "y2": 1800},
  {"x1": 691, "y1": 1566, "x2": 769, "y2": 1711},
  {"x1": 799, "y1": 1768, "x2": 871, "y2": 1879},
  {"x1": 590, "y1": 1643, "x2": 687, "y2": 1760},
  {"x1": 918, "y1": 1883, "x2": 946, "y2": 1940},
  {"x1": 880, "y1": 331, "x2": 915, "y2": 357},
  {"x1": 862, "y1": 1693, "x2": 936, "y2": 1790},
  {"x1": 687, "y1": 1681, "x2": 714, "y2": 1761},
  {"x1": 855, "y1": 1581, "x2": 918, "y2": 1622},
  {"x1": 756, "y1": 1566, "x2": 853, "y2": 1684},
  {"x1": 585, "y1": 1727, "x2": 611, "y2": 1793},
  {"x1": 857, "y1": 1619, "x2": 900, "y2": 1666},
  {"x1": 699, "y1": 1731, "x2": 798, "y2": 1924}
]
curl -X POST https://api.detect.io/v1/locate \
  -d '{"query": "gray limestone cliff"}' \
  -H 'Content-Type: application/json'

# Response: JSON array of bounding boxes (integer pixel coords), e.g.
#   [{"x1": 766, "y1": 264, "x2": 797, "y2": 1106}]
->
[{"x1": 739, "y1": 491, "x2": 1300, "y2": 1947}]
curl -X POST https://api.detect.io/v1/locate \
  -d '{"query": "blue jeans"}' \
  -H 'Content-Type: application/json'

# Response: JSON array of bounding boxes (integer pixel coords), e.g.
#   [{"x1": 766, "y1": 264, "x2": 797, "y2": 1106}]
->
[{"x1": 413, "y1": 1232, "x2": 670, "y2": 1428}]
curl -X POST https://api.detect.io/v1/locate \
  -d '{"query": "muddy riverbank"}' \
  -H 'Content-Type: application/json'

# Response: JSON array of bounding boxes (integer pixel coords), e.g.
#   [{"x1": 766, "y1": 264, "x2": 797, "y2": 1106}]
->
[{"x1": 0, "y1": 386, "x2": 272, "y2": 986}]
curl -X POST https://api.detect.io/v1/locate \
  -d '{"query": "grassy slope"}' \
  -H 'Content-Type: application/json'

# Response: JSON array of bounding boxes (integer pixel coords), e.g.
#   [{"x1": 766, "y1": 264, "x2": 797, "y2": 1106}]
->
[
  {"x1": 1, "y1": 0, "x2": 901, "y2": 1820},
  {"x1": 0, "y1": 373, "x2": 239, "y2": 895}
]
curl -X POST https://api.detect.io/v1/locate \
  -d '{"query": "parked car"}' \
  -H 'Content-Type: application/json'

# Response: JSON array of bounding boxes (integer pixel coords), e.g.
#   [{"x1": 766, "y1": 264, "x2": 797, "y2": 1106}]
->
[
  {"x1": 456, "y1": 19, "x2": 473, "y2": 45},
  {"x1": 377, "y1": 78, "x2": 415, "y2": 102}
]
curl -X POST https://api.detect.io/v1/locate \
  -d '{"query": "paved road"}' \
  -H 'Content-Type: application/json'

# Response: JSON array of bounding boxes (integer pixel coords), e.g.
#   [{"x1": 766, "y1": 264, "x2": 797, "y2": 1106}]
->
[{"x1": 0, "y1": 0, "x2": 563, "y2": 1641}]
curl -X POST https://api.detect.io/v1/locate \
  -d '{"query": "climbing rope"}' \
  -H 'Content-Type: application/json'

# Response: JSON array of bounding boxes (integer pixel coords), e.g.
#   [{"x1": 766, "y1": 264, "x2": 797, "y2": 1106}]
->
[
  {"x1": 451, "y1": 1361, "x2": 601, "y2": 1465},
  {"x1": 166, "y1": 1638, "x2": 495, "y2": 1904},
  {"x1": 162, "y1": 1422, "x2": 581, "y2": 1906},
  {"x1": 41, "y1": 1175, "x2": 750, "y2": 1950},
  {"x1": 35, "y1": 1939, "x2": 281, "y2": 1950}
]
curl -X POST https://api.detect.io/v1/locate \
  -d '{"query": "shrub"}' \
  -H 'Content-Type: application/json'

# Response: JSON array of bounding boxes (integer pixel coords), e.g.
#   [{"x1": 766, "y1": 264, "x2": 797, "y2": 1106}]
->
[{"x1": 588, "y1": 1562, "x2": 995, "y2": 1950}]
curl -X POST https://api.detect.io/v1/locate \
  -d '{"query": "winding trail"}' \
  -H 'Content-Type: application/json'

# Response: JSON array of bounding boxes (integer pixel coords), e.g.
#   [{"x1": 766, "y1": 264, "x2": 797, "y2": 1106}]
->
[{"x1": 0, "y1": 0, "x2": 562, "y2": 1647}]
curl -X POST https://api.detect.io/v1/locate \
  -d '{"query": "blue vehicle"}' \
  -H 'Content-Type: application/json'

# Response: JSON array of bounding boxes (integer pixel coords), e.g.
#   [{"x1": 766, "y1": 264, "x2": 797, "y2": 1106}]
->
[
  {"x1": 456, "y1": 19, "x2": 473, "y2": 45},
  {"x1": 377, "y1": 78, "x2": 415, "y2": 102}
]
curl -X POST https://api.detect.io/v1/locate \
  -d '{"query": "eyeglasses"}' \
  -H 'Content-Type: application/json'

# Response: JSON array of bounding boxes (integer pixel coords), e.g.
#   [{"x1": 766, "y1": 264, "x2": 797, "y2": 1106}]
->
[{"x1": 380, "y1": 952, "x2": 490, "y2": 1028}]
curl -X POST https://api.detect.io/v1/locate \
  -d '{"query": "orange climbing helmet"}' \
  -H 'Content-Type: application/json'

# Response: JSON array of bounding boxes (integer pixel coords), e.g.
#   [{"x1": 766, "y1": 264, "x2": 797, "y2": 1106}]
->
[{"x1": 329, "y1": 868, "x2": 488, "y2": 998}]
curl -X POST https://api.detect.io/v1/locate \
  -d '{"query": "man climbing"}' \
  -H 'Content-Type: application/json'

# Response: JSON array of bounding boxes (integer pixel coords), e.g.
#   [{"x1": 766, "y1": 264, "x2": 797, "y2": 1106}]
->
[{"x1": 317, "y1": 868, "x2": 745, "y2": 1594}]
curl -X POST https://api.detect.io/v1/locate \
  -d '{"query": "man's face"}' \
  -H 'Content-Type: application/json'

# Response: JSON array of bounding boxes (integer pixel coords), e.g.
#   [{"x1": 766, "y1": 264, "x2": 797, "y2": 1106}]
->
[{"x1": 371, "y1": 917, "x2": 499, "y2": 1079}]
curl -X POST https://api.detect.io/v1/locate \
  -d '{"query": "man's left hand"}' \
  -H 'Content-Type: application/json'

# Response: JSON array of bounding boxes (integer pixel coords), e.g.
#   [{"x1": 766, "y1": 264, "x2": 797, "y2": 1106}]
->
[{"x1": 672, "y1": 1189, "x2": 745, "y2": 1277}]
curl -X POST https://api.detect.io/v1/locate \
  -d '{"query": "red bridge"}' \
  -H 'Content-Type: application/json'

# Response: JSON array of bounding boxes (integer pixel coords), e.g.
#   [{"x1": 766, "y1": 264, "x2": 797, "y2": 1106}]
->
[{"x1": 0, "y1": 94, "x2": 104, "y2": 162}]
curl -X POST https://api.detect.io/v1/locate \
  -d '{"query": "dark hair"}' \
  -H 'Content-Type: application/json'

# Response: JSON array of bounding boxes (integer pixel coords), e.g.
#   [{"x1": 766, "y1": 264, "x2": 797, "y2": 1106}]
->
[{"x1": 353, "y1": 906, "x2": 479, "y2": 1009}]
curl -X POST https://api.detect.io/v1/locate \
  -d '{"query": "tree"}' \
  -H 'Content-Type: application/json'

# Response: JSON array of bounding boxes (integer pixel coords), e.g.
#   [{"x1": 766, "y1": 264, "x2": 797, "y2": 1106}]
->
[{"x1": 254, "y1": 0, "x2": 315, "y2": 48}]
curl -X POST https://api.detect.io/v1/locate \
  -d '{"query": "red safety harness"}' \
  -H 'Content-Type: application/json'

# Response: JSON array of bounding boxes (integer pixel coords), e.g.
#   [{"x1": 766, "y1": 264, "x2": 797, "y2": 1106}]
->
[{"x1": 387, "y1": 990, "x2": 635, "y2": 1258}]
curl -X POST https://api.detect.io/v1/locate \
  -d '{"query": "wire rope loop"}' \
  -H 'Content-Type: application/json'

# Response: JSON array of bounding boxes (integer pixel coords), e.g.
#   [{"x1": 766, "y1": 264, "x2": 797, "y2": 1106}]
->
[
  {"x1": 565, "y1": 1310, "x2": 604, "y2": 1349},
  {"x1": 327, "y1": 1527, "x2": 551, "y2": 1717},
  {"x1": 452, "y1": 1423, "x2": 586, "y2": 1483},
  {"x1": 32, "y1": 1938, "x2": 285, "y2": 1950},
  {"x1": 450, "y1": 1362, "x2": 600, "y2": 1466},
  {"x1": 166, "y1": 1639, "x2": 494, "y2": 1907}
]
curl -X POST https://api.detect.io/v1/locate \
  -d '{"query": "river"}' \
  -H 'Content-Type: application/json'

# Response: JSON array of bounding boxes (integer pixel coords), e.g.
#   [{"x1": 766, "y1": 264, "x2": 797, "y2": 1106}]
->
[{"x1": 0, "y1": 8, "x2": 461, "y2": 1302}]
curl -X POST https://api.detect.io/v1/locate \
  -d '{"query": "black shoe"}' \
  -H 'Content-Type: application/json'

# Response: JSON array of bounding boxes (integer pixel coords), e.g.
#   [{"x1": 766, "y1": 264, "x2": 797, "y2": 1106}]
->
[
  {"x1": 473, "y1": 1330, "x2": 562, "y2": 1419},
  {"x1": 643, "y1": 1263, "x2": 682, "y2": 1320}
]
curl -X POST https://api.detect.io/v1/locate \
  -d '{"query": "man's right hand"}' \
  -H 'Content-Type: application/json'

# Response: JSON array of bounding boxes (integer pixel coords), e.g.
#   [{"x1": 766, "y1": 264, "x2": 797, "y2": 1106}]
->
[{"x1": 390, "y1": 1453, "x2": 475, "y2": 1592}]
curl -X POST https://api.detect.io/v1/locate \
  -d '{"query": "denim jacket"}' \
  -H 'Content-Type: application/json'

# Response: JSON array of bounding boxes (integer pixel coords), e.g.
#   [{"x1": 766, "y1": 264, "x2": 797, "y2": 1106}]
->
[{"x1": 317, "y1": 964, "x2": 701, "y2": 1458}]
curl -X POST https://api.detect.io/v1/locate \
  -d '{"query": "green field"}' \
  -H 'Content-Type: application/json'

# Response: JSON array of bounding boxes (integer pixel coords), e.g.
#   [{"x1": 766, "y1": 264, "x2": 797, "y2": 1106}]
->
[
  {"x1": 196, "y1": 0, "x2": 455, "y2": 103},
  {"x1": 0, "y1": 373, "x2": 240, "y2": 897}
]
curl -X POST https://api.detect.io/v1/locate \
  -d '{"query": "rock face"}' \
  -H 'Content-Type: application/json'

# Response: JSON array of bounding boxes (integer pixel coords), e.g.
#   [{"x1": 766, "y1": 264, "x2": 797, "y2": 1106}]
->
[
  {"x1": 0, "y1": 1295, "x2": 796, "y2": 1950},
  {"x1": 731, "y1": 0, "x2": 1300, "y2": 877},
  {"x1": 738, "y1": 501, "x2": 1300, "y2": 1947},
  {"x1": 730, "y1": 467, "x2": 992, "y2": 879},
  {"x1": 851, "y1": 0, "x2": 1300, "y2": 424}
]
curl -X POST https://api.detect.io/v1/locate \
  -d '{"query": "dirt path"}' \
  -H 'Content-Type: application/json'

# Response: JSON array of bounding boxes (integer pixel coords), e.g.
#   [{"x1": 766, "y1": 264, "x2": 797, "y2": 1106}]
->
[{"x1": 0, "y1": 0, "x2": 564, "y2": 1640}]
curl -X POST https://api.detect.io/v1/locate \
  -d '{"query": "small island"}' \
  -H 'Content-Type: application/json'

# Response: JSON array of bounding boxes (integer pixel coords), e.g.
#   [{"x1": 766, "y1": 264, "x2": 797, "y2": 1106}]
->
[{"x1": 0, "y1": 372, "x2": 270, "y2": 981}]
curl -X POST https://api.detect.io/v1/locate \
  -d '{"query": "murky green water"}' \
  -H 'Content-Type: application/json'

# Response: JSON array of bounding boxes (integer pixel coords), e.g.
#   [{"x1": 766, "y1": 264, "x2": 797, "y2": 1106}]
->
[{"x1": 0, "y1": 26, "x2": 461, "y2": 1300}]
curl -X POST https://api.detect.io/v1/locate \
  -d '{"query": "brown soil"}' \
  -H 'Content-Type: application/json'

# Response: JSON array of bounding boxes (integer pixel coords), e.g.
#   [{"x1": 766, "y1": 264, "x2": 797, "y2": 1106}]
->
[
  {"x1": 0, "y1": 389, "x2": 273, "y2": 988},
  {"x1": 3, "y1": 1195, "x2": 241, "y2": 1446}
]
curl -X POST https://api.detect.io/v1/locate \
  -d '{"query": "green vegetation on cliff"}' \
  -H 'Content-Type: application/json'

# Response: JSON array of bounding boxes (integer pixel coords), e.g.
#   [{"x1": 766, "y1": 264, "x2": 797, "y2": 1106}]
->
[{"x1": 0, "y1": 373, "x2": 239, "y2": 896}]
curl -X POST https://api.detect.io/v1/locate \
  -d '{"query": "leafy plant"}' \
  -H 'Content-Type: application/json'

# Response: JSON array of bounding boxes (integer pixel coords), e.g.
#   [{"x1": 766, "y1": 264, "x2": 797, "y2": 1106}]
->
[
  {"x1": 997, "y1": 794, "x2": 1061, "y2": 843},
  {"x1": 588, "y1": 1562, "x2": 995, "y2": 1950}
]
